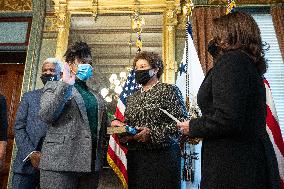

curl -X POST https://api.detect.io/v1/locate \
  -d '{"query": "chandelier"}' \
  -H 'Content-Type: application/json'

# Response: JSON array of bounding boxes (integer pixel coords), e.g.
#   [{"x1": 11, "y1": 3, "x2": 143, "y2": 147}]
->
[{"x1": 100, "y1": 72, "x2": 127, "y2": 103}]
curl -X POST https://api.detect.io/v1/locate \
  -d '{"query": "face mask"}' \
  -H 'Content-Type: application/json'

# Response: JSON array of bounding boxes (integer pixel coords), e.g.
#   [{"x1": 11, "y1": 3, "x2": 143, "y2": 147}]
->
[
  {"x1": 135, "y1": 69, "x2": 155, "y2": 85},
  {"x1": 40, "y1": 74, "x2": 59, "y2": 85},
  {"x1": 208, "y1": 40, "x2": 220, "y2": 59},
  {"x1": 76, "y1": 64, "x2": 94, "y2": 81}
]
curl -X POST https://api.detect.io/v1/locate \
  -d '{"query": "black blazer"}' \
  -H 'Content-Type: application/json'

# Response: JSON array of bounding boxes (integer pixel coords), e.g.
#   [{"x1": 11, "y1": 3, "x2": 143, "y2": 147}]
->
[
  {"x1": 0, "y1": 94, "x2": 8, "y2": 141},
  {"x1": 189, "y1": 50, "x2": 281, "y2": 189}
]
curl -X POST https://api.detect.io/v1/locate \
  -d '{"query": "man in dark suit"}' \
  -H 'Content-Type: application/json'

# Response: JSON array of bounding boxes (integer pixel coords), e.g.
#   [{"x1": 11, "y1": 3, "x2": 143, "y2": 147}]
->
[
  {"x1": 12, "y1": 58, "x2": 62, "y2": 189},
  {"x1": 0, "y1": 94, "x2": 8, "y2": 172}
]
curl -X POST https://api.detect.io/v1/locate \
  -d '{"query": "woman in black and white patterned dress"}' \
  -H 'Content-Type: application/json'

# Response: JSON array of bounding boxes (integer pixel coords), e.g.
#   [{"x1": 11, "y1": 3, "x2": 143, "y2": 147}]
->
[{"x1": 111, "y1": 51, "x2": 188, "y2": 189}]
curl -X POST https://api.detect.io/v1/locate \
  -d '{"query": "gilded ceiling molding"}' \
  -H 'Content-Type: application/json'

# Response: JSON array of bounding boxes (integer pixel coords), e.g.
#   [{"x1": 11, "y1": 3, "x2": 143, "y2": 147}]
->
[
  {"x1": 92, "y1": 0, "x2": 98, "y2": 20},
  {"x1": 0, "y1": 0, "x2": 32, "y2": 11},
  {"x1": 49, "y1": 0, "x2": 281, "y2": 14},
  {"x1": 71, "y1": 28, "x2": 162, "y2": 34},
  {"x1": 51, "y1": 0, "x2": 183, "y2": 14}
]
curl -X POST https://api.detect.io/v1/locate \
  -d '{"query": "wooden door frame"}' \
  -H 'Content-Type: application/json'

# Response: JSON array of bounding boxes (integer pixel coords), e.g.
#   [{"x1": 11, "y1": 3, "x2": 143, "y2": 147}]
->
[{"x1": 0, "y1": 63, "x2": 25, "y2": 189}]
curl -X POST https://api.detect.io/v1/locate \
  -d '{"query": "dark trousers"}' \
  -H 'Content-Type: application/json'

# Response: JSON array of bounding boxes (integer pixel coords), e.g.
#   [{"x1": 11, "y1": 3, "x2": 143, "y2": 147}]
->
[
  {"x1": 12, "y1": 171, "x2": 40, "y2": 189},
  {"x1": 40, "y1": 170, "x2": 99, "y2": 189},
  {"x1": 127, "y1": 144, "x2": 181, "y2": 189}
]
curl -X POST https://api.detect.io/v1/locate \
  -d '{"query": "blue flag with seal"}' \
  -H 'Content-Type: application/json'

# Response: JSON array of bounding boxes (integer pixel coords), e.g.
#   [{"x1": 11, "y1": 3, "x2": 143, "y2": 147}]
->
[{"x1": 176, "y1": 21, "x2": 204, "y2": 189}]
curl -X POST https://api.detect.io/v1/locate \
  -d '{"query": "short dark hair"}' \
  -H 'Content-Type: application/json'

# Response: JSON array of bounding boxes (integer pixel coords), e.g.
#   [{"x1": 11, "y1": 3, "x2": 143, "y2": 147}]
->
[
  {"x1": 64, "y1": 41, "x2": 92, "y2": 65},
  {"x1": 212, "y1": 11, "x2": 267, "y2": 75},
  {"x1": 133, "y1": 51, "x2": 164, "y2": 79}
]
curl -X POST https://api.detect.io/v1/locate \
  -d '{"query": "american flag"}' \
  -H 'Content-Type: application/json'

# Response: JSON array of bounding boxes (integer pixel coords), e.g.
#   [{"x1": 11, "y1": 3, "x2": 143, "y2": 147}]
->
[
  {"x1": 263, "y1": 78, "x2": 284, "y2": 188},
  {"x1": 107, "y1": 69, "x2": 140, "y2": 189}
]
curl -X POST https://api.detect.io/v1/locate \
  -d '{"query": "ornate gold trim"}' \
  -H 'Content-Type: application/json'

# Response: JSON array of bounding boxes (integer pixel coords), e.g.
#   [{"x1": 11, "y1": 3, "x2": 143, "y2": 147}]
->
[
  {"x1": 55, "y1": 0, "x2": 70, "y2": 60},
  {"x1": 0, "y1": 0, "x2": 32, "y2": 12},
  {"x1": 44, "y1": 15, "x2": 58, "y2": 32},
  {"x1": 162, "y1": 0, "x2": 180, "y2": 84},
  {"x1": 52, "y1": 0, "x2": 182, "y2": 14}
]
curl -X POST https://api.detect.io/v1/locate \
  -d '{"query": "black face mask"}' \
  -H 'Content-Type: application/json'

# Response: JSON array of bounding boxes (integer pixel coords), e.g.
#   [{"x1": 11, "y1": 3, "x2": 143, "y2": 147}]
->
[
  {"x1": 40, "y1": 74, "x2": 59, "y2": 85},
  {"x1": 208, "y1": 40, "x2": 220, "y2": 59},
  {"x1": 135, "y1": 69, "x2": 154, "y2": 85}
]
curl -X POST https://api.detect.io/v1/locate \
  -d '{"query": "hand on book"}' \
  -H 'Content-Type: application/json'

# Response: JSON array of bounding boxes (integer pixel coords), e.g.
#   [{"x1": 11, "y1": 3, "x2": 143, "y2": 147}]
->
[
  {"x1": 111, "y1": 120, "x2": 124, "y2": 127},
  {"x1": 133, "y1": 127, "x2": 151, "y2": 142}
]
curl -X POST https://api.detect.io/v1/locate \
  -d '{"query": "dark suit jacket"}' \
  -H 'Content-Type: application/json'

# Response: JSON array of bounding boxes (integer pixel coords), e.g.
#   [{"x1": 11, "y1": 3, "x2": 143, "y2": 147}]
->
[
  {"x1": 0, "y1": 94, "x2": 8, "y2": 141},
  {"x1": 39, "y1": 81, "x2": 108, "y2": 172},
  {"x1": 13, "y1": 89, "x2": 48, "y2": 174},
  {"x1": 189, "y1": 50, "x2": 281, "y2": 189}
]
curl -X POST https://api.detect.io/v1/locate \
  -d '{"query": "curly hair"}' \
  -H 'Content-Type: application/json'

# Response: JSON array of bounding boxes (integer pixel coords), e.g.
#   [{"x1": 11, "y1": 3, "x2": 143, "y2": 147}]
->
[
  {"x1": 133, "y1": 51, "x2": 164, "y2": 79},
  {"x1": 64, "y1": 41, "x2": 92, "y2": 65},
  {"x1": 212, "y1": 11, "x2": 267, "y2": 75}
]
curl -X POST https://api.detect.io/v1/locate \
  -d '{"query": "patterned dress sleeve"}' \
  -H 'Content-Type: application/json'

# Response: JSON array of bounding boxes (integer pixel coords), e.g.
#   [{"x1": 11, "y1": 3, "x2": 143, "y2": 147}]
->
[{"x1": 149, "y1": 85, "x2": 189, "y2": 144}]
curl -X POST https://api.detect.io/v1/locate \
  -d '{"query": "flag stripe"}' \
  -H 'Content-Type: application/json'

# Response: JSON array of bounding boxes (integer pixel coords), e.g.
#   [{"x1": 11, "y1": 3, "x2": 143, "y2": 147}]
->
[
  {"x1": 264, "y1": 78, "x2": 284, "y2": 188},
  {"x1": 265, "y1": 81, "x2": 279, "y2": 121},
  {"x1": 266, "y1": 106, "x2": 284, "y2": 156},
  {"x1": 263, "y1": 78, "x2": 270, "y2": 88},
  {"x1": 114, "y1": 107, "x2": 125, "y2": 122},
  {"x1": 266, "y1": 127, "x2": 284, "y2": 182},
  {"x1": 107, "y1": 69, "x2": 139, "y2": 188},
  {"x1": 107, "y1": 146, "x2": 128, "y2": 178},
  {"x1": 116, "y1": 99, "x2": 126, "y2": 117},
  {"x1": 109, "y1": 134, "x2": 128, "y2": 157},
  {"x1": 107, "y1": 154, "x2": 128, "y2": 189}
]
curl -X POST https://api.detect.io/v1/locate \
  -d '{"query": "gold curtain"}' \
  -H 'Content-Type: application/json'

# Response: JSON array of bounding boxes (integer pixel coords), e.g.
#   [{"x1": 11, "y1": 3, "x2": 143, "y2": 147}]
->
[
  {"x1": 271, "y1": 3, "x2": 284, "y2": 60},
  {"x1": 191, "y1": 7, "x2": 226, "y2": 73}
]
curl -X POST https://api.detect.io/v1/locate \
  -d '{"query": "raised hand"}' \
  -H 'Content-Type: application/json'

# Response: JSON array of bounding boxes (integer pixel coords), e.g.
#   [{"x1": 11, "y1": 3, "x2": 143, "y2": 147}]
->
[{"x1": 62, "y1": 62, "x2": 75, "y2": 85}]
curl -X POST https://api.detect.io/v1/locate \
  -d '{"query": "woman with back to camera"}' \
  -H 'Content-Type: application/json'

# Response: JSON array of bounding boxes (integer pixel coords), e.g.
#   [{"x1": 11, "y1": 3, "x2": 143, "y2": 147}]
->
[
  {"x1": 177, "y1": 12, "x2": 281, "y2": 189},
  {"x1": 111, "y1": 51, "x2": 188, "y2": 189}
]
